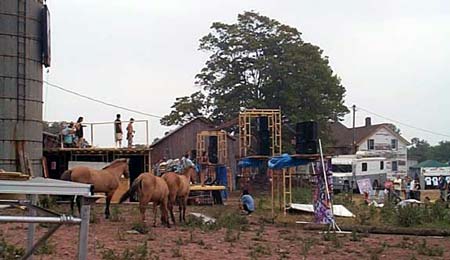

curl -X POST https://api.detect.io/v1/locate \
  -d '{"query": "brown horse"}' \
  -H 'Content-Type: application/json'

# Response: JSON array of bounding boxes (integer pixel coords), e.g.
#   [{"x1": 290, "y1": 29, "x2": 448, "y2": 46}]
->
[
  {"x1": 162, "y1": 166, "x2": 196, "y2": 224},
  {"x1": 119, "y1": 172, "x2": 170, "y2": 227},
  {"x1": 61, "y1": 158, "x2": 130, "y2": 219}
]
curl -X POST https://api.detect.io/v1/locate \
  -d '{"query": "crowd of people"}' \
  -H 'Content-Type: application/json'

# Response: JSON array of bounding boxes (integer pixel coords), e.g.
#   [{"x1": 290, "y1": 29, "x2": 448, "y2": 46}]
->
[{"x1": 60, "y1": 114, "x2": 136, "y2": 148}]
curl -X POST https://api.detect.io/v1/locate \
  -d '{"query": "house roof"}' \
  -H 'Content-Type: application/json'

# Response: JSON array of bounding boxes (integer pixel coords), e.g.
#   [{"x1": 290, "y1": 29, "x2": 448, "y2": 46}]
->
[
  {"x1": 410, "y1": 160, "x2": 449, "y2": 169},
  {"x1": 329, "y1": 121, "x2": 410, "y2": 148}
]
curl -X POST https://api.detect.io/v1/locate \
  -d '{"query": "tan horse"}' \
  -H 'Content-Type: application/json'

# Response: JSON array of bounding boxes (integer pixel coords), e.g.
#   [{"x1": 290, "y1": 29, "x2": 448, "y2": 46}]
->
[
  {"x1": 119, "y1": 172, "x2": 170, "y2": 227},
  {"x1": 61, "y1": 158, "x2": 130, "y2": 219},
  {"x1": 162, "y1": 166, "x2": 196, "y2": 224}
]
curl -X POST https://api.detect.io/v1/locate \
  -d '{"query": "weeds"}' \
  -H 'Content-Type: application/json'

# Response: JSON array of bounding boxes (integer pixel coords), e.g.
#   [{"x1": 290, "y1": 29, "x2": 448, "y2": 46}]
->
[
  {"x1": 35, "y1": 241, "x2": 55, "y2": 255},
  {"x1": 248, "y1": 243, "x2": 271, "y2": 258},
  {"x1": 131, "y1": 221, "x2": 148, "y2": 234},
  {"x1": 416, "y1": 239, "x2": 444, "y2": 257},
  {"x1": 349, "y1": 230, "x2": 361, "y2": 242},
  {"x1": 225, "y1": 228, "x2": 241, "y2": 242},
  {"x1": 301, "y1": 237, "x2": 316, "y2": 257},
  {"x1": 110, "y1": 205, "x2": 123, "y2": 222},
  {"x1": 100, "y1": 241, "x2": 148, "y2": 260},
  {"x1": 0, "y1": 238, "x2": 25, "y2": 259},
  {"x1": 322, "y1": 232, "x2": 342, "y2": 248},
  {"x1": 171, "y1": 247, "x2": 182, "y2": 258}
]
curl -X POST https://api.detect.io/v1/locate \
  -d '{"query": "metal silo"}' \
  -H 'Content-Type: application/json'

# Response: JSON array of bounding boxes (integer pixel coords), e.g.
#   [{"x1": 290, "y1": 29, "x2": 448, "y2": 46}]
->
[{"x1": 0, "y1": 0, "x2": 49, "y2": 176}]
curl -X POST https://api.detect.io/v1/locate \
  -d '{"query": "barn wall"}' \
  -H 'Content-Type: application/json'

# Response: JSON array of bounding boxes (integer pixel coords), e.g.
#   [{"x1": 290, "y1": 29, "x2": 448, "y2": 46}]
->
[{"x1": 151, "y1": 119, "x2": 214, "y2": 164}]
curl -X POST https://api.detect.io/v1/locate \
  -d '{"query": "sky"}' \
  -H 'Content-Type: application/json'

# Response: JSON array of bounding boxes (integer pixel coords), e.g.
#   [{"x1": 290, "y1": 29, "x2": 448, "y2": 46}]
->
[{"x1": 43, "y1": 0, "x2": 450, "y2": 147}]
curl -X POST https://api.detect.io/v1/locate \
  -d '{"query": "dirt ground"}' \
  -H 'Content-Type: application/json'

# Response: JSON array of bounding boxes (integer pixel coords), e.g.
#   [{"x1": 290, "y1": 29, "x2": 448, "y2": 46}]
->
[{"x1": 1, "y1": 193, "x2": 450, "y2": 260}]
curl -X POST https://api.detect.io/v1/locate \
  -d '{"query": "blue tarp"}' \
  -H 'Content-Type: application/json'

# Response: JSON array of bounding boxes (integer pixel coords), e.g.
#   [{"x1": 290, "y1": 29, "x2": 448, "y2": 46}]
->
[
  {"x1": 238, "y1": 158, "x2": 266, "y2": 169},
  {"x1": 216, "y1": 165, "x2": 228, "y2": 199},
  {"x1": 268, "y1": 154, "x2": 311, "y2": 169}
]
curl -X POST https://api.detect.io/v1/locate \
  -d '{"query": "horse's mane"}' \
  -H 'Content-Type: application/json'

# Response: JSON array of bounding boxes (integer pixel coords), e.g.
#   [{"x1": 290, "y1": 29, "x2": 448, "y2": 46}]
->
[{"x1": 102, "y1": 158, "x2": 128, "y2": 169}]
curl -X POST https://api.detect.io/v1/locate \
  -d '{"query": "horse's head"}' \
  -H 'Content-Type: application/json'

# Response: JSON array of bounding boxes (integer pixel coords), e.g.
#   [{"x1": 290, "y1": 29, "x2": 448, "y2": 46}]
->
[{"x1": 103, "y1": 158, "x2": 130, "y2": 179}]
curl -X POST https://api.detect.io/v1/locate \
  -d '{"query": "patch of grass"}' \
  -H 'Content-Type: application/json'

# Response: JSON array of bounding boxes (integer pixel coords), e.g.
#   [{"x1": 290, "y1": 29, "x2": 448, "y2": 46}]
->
[
  {"x1": 35, "y1": 241, "x2": 55, "y2": 255},
  {"x1": 0, "y1": 238, "x2": 25, "y2": 259},
  {"x1": 349, "y1": 230, "x2": 361, "y2": 242},
  {"x1": 416, "y1": 239, "x2": 444, "y2": 257},
  {"x1": 301, "y1": 237, "x2": 316, "y2": 257},
  {"x1": 100, "y1": 241, "x2": 148, "y2": 260},
  {"x1": 171, "y1": 247, "x2": 182, "y2": 258},
  {"x1": 90, "y1": 212, "x2": 100, "y2": 224},
  {"x1": 131, "y1": 221, "x2": 148, "y2": 234},
  {"x1": 174, "y1": 237, "x2": 184, "y2": 246},
  {"x1": 396, "y1": 205, "x2": 424, "y2": 227},
  {"x1": 216, "y1": 212, "x2": 248, "y2": 230},
  {"x1": 322, "y1": 232, "x2": 342, "y2": 248},
  {"x1": 110, "y1": 205, "x2": 123, "y2": 222},
  {"x1": 248, "y1": 243, "x2": 271, "y2": 259},
  {"x1": 224, "y1": 228, "x2": 241, "y2": 243},
  {"x1": 252, "y1": 222, "x2": 265, "y2": 241}
]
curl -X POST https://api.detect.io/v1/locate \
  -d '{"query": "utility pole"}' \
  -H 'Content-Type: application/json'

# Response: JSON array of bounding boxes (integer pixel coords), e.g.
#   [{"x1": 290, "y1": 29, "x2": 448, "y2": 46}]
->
[{"x1": 352, "y1": 105, "x2": 356, "y2": 154}]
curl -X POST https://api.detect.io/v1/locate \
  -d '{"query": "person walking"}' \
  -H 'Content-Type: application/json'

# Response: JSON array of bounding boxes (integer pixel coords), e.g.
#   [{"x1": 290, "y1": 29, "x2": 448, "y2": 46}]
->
[
  {"x1": 74, "y1": 117, "x2": 85, "y2": 148},
  {"x1": 126, "y1": 118, "x2": 135, "y2": 148},
  {"x1": 114, "y1": 114, "x2": 123, "y2": 148}
]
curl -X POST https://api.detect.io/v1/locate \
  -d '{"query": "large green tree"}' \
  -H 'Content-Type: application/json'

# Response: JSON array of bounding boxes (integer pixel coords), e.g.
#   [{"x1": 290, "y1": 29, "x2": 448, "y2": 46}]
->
[{"x1": 161, "y1": 11, "x2": 348, "y2": 142}]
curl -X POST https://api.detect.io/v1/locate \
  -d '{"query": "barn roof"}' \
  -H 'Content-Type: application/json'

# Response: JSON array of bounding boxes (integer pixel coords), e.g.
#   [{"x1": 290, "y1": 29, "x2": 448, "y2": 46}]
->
[
  {"x1": 151, "y1": 117, "x2": 213, "y2": 147},
  {"x1": 151, "y1": 117, "x2": 236, "y2": 147}
]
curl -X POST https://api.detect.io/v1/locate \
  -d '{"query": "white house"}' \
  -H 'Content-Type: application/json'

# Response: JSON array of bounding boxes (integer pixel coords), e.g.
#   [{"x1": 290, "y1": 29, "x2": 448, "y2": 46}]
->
[{"x1": 329, "y1": 117, "x2": 410, "y2": 177}]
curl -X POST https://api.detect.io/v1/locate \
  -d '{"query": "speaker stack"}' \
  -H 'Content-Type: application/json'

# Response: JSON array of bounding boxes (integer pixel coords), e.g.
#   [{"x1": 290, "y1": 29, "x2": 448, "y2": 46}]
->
[
  {"x1": 295, "y1": 121, "x2": 318, "y2": 154},
  {"x1": 208, "y1": 136, "x2": 218, "y2": 164},
  {"x1": 257, "y1": 117, "x2": 270, "y2": 156}
]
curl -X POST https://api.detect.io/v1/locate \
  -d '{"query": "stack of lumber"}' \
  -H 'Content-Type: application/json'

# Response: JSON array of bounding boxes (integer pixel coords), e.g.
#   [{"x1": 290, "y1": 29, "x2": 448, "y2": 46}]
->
[{"x1": 0, "y1": 171, "x2": 30, "y2": 181}]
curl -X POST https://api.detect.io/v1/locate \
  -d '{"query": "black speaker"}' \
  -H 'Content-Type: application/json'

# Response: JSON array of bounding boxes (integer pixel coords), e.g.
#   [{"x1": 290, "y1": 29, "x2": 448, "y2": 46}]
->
[
  {"x1": 295, "y1": 140, "x2": 318, "y2": 154},
  {"x1": 296, "y1": 121, "x2": 318, "y2": 142},
  {"x1": 208, "y1": 136, "x2": 218, "y2": 164},
  {"x1": 257, "y1": 117, "x2": 270, "y2": 155},
  {"x1": 295, "y1": 121, "x2": 318, "y2": 154}
]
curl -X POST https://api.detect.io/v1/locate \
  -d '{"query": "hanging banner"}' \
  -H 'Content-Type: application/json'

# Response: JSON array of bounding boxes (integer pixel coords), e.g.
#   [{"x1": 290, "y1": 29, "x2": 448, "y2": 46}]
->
[{"x1": 313, "y1": 159, "x2": 334, "y2": 224}]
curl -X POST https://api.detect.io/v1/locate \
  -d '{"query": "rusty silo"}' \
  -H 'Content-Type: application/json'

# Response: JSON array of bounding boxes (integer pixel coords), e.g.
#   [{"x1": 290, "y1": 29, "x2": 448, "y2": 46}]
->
[{"x1": 0, "y1": 0, "x2": 50, "y2": 176}]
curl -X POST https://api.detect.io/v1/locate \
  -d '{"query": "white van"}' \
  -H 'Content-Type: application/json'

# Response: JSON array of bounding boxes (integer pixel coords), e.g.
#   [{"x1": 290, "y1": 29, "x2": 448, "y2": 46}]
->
[{"x1": 332, "y1": 155, "x2": 387, "y2": 192}]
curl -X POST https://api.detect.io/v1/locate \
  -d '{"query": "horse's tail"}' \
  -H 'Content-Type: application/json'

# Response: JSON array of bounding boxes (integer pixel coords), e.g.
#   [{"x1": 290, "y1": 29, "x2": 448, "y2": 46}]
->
[
  {"x1": 119, "y1": 176, "x2": 143, "y2": 204},
  {"x1": 61, "y1": 169, "x2": 72, "y2": 181}
]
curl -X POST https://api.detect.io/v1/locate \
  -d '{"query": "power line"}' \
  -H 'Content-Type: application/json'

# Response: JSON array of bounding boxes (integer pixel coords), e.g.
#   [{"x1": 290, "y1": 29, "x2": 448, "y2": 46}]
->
[
  {"x1": 354, "y1": 105, "x2": 450, "y2": 138},
  {"x1": 44, "y1": 81, "x2": 163, "y2": 119}
]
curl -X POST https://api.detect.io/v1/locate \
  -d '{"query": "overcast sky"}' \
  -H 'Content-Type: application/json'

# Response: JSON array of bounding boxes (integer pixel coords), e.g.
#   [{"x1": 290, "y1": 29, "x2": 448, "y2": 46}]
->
[{"x1": 44, "y1": 0, "x2": 450, "y2": 147}]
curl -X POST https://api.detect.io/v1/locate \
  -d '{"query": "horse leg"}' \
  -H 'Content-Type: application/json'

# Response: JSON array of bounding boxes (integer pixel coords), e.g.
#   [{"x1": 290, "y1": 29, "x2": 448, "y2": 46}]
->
[
  {"x1": 168, "y1": 195, "x2": 176, "y2": 225},
  {"x1": 70, "y1": 196, "x2": 75, "y2": 215},
  {"x1": 152, "y1": 202, "x2": 158, "y2": 227},
  {"x1": 182, "y1": 197, "x2": 188, "y2": 223},
  {"x1": 76, "y1": 196, "x2": 81, "y2": 216},
  {"x1": 139, "y1": 201, "x2": 146, "y2": 224},
  {"x1": 178, "y1": 197, "x2": 183, "y2": 223},
  {"x1": 162, "y1": 199, "x2": 170, "y2": 228},
  {"x1": 105, "y1": 193, "x2": 113, "y2": 219}
]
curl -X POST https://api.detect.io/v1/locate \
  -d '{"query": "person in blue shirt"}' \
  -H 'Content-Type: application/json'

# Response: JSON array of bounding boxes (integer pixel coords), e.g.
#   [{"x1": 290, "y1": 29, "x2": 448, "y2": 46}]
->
[
  {"x1": 61, "y1": 122, "x2": 75, "y2": 148},
  {"x1": 240, "y1": 190, "x2": 255, "y2": 215}
]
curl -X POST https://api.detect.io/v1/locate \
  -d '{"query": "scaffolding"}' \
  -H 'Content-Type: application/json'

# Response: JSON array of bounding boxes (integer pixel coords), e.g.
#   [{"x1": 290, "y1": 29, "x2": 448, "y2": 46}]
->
[
  {"x1": 238, "y1": 109, "x2": 282, "y2": 158},
  {"x1": 196, "y1": 130, "x2": 228, "y2": 165}
]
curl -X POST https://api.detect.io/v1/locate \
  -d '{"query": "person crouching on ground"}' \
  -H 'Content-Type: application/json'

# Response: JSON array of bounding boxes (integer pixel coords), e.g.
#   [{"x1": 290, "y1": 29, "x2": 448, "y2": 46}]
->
[{"x1": 240, "y1": 190, "x2": 255, "y2": 215}]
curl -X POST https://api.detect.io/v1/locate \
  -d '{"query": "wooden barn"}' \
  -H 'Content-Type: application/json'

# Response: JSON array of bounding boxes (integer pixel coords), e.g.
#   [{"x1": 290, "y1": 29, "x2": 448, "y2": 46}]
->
[{"x1": 150, "y1": 117, "x2": 239, "y2": 179}]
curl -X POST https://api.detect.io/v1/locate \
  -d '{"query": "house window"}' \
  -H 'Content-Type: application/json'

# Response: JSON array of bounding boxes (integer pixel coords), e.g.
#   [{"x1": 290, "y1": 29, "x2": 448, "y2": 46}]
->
[
  {"x1": 380, "y1": 161, "x2": 384, "y2": 170},
  {"x1": 391, "y1": 139, "x2": 398, "y2": 150},
  {"x1": 362, "y1": 163, "x2": 368, "y2": 172},
  {"x1": 392, "y1": 161, "x2": 398, "y2": 171},
  {"x1": 367, "y1": 139, "x2": 375, "y2": 150}
]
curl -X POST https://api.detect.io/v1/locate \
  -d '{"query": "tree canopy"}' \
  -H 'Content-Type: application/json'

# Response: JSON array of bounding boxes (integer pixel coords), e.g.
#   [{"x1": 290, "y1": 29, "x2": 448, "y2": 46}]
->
[
  {"x1": 161, "y1": 11, "x2": 349, "y2": 141},
  {"x1": 408, "y1": 138, "x2": 450, "y2": 163}
]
